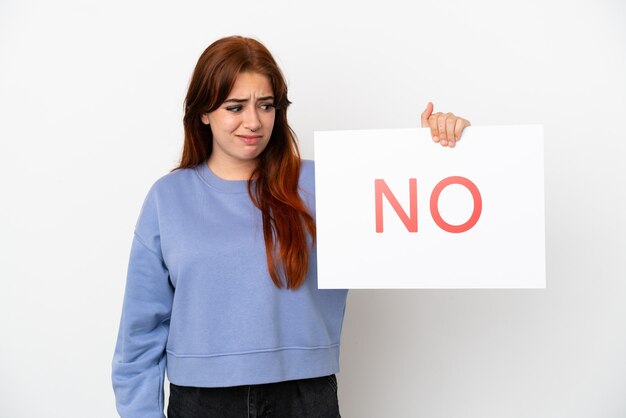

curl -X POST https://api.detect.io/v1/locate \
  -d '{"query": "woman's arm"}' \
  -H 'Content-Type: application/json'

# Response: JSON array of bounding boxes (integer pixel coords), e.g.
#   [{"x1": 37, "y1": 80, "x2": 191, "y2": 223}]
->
[{"x1": 111, "y1": 186, "x2": 174, "y2": 418}]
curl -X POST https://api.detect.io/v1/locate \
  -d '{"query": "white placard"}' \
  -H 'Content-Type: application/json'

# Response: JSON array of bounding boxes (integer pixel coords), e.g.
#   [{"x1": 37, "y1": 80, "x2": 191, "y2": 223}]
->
[{"x1": 313, "y1": 125, "x2": 545, "y2": 289}]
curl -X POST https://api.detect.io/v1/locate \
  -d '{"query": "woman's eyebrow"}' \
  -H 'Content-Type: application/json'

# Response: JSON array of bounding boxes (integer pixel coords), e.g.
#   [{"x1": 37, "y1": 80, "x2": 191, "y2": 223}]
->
[{"x1": 223, "y1": 96, "x2": 274, "y2": 103}]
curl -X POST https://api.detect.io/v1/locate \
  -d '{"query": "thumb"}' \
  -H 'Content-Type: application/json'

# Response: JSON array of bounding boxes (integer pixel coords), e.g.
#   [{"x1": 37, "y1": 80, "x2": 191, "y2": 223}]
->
[{"x1": 421, "y1": 102, "x2": 434, "y2": 128}]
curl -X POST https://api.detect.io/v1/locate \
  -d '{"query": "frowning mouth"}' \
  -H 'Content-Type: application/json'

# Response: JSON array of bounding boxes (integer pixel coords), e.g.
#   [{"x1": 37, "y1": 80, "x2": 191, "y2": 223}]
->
[{"x1": 237, "y1": 135, "x2": 263, "y2": 145}]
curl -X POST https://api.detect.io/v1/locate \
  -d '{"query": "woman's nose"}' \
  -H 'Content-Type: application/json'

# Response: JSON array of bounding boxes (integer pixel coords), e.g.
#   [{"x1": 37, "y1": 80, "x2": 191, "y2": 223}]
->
[{"x1": 243, "y1": 108, "x2": 261, "y2": 131}]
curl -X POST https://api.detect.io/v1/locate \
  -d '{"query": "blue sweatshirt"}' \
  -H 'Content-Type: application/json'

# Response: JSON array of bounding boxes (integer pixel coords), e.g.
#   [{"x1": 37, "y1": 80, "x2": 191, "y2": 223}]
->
[{"x1": 111, "y1": 159, "x2": 348, "y2": 418}]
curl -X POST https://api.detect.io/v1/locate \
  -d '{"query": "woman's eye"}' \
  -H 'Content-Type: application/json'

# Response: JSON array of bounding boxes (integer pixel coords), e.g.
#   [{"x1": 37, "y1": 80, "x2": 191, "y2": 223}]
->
[{"x1": 225, "y1": 104, "x2": 274, "y2": 112}]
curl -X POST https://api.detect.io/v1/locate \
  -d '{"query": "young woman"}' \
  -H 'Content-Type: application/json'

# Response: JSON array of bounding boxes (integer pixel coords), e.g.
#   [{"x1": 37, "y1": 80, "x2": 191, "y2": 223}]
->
[{"x1": 111, "y1": 35, "x2": 470, "y2": 418}]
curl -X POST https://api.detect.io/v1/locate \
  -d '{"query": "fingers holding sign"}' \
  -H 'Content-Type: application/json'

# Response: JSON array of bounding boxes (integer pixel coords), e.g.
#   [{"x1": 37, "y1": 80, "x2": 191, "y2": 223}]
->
[{"x1": 420, "y1": 102, "x2": 471, "y2": 148}]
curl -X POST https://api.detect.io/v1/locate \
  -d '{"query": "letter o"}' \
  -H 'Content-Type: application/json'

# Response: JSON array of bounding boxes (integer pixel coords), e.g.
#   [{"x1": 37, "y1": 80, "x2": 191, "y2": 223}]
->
[{"x1": 430, "y1": 176, "x2": 482, "y2": 233}]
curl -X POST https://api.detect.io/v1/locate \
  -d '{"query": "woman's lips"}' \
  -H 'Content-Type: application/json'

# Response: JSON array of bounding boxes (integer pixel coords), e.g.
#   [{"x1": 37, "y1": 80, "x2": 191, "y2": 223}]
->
[{"x1": 238, "y1": 135, "x2": 262, "y2": 145}]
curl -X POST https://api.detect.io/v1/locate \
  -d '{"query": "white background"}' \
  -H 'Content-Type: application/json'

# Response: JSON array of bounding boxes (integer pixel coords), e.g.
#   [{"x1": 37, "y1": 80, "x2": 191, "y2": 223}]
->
[{"x1": 1, "y1": 0, "x2": 624, "y2": 417}]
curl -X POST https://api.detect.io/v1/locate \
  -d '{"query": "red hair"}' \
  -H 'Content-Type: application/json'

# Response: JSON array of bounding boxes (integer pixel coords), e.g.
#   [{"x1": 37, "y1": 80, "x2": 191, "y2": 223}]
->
[{"x1": 173, "y1": 36, "x2": 316, "y2": 290}]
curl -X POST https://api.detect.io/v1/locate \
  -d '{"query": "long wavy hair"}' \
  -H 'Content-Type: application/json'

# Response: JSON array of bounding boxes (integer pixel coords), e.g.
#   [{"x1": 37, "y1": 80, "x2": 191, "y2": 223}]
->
[{"x1": 173, "y1": 36, "x2": 316, "y2": 290}]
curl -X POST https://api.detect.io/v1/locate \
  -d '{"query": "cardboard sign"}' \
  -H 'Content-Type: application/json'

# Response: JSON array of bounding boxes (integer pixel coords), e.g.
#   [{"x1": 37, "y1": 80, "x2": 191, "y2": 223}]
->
[{"x1": 313, "y1": 125, "x2": 545, "y2": 289}]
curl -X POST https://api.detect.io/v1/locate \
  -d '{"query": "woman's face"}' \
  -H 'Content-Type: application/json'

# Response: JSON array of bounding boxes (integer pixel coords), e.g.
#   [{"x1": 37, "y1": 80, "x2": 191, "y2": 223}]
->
[{"x1": 201, "y1": 72, "x2": 275, "y2": 173}]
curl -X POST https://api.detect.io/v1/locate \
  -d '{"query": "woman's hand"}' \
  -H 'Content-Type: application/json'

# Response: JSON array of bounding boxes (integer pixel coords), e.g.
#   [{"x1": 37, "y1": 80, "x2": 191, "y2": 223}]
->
[{"x1": 420, "y1": 102, "x2": 471, "y2": 148}]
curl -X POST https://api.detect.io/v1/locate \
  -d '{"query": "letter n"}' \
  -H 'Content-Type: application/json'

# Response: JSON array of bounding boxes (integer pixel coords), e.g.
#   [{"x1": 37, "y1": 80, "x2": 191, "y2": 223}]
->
[{"x1": 375, "y1": 179, "x2": 418, "y2": 233}]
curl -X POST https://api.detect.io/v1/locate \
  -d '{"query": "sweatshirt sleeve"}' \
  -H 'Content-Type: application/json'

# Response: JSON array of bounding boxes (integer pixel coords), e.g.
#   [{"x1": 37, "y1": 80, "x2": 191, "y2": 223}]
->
[{"x1": 111, "y1": 184, "x2": 174, "y2": 418}]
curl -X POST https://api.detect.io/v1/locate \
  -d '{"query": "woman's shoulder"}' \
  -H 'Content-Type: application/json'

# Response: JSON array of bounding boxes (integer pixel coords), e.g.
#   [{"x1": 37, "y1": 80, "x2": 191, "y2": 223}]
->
[
  {"x1": 156, "y1": 164, "x2": 198, "y2": 187},
  {"x1": 300, "y1": 159, "x2": 315, "y2": 170},
  {"x1": 299, "y1": 159, "x2": 315, "y2": 184},
  {"x1": 140, "y1": 165, "x2": 198, "y2": 204},
  {"x1": 299, "y1": 159, "x2": 316, "y2": 205},
  {"x1": 133, "y1": 166, "x2": 198, "y2": 229}
]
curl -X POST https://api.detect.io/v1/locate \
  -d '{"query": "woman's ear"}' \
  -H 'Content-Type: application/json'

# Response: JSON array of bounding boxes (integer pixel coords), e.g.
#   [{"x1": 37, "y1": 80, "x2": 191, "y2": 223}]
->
[{"x1": 201, "y1": 113, "x2": 210, "y2": 125}]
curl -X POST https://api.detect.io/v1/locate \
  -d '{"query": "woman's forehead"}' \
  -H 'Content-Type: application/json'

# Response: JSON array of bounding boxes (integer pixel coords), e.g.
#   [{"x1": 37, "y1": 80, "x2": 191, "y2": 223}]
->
[{"x1": 227, "y1": 72, "x2": 274, "y2": 98}]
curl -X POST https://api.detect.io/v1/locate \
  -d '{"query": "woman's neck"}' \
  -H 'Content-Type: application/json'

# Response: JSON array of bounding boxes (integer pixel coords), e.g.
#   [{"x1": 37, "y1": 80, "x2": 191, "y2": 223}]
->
[{"x1": 207, "y1": 156, "x2": 258, "y2": 181}]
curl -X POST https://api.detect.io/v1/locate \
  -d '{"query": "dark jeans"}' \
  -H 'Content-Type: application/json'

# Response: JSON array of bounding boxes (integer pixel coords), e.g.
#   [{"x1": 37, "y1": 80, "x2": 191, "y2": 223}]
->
[{"x1": 167, "y1": 374, "x2": 341, "y2": 418}]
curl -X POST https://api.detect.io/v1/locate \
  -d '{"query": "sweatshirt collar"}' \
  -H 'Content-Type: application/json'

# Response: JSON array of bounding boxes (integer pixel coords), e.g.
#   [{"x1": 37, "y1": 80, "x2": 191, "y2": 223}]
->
[{"x1": 195, "y1": 160, "x2": 251, "y2": 194}]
